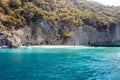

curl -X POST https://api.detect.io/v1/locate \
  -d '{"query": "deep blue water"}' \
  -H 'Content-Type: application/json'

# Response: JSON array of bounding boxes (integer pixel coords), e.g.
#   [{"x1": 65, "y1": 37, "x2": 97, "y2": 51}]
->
[{"x1": 0, "y1": 47, "x2": 120, "y2": 80}]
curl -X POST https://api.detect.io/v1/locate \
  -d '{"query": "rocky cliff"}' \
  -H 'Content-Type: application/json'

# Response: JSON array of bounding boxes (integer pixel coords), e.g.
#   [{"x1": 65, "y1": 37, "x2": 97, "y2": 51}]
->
[
  {"x1": 0, "y1": 0, "x2": 120, "y2": 48},
  {"x1": 0, "y1": 32, "x2": 21, "y2": 48},
  {"x1": 0, "y1": 20, "x2": 120, "y2": 48},
  {"x1": 13, "y1": 20, "x2": 120, "y2": 46}
]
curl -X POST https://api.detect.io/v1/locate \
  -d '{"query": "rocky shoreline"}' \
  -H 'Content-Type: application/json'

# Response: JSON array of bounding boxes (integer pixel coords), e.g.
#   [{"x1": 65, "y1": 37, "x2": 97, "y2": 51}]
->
[
  {"x1": 0, "y1": 32, "x2": 21, "y2": 48},
  {"x1": 0, "y1": 22, "x2": 120, "y2": 48},
  {"x1": 20, "y1": 45, "x2": 91, "y2": 49}
]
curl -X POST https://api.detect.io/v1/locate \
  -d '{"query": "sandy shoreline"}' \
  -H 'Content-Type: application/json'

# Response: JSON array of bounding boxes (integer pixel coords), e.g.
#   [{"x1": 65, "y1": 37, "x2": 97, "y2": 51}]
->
[{"x1": 20, "y1": 45, "x2": 90, "y2": 48}]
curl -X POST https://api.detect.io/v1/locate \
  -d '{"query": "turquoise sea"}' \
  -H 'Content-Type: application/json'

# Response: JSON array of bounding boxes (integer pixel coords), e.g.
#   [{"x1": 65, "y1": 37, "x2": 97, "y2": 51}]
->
[{"x1": 0, "y1": 47, "x2": 120, "y2": 80}]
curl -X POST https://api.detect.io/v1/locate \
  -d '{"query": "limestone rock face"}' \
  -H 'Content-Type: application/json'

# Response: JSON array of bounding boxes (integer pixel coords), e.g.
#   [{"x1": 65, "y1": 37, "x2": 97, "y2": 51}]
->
[
  {"x1": 12, "y1": 20, "x2": 120, "y2": 46},
  {"x1": 0, "y1": 32, "x2": 21, "y2": 48},
  {"x1": 112, "y1": 22, "x2": 120, "y2": 45}
]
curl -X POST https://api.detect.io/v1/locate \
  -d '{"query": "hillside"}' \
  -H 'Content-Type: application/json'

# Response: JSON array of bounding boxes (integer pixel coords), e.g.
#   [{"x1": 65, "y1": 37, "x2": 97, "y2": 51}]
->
[
  {"x1": 0, "y1": 0, "x2": 119, "y2": 32},
  {"x1": 0, "y1": 0, "x2": 120, "y2": 47}
]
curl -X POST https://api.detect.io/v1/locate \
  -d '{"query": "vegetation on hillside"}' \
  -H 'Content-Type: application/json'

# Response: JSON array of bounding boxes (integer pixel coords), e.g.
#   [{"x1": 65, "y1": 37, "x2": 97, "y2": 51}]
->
[{"x1": 0, "y1": 0, "x2": 119, "y2": 32}]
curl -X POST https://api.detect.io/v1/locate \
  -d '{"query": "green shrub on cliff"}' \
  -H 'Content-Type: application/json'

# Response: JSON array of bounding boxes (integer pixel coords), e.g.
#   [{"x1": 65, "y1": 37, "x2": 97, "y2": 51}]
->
[
  {"x1": 0, "y1": 7, "x2": 4, "y2": 13},
  {"x1": 63, "y1": 32, "x2": 73, "y2": 37},
  {"x1": 9, "y1": 0, "x2": 22, "y2": 8}
]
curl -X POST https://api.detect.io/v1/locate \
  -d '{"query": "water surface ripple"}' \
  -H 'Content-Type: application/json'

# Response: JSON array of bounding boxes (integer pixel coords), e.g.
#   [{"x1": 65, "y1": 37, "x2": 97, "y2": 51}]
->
[{"x1": 0, "y1": 47, "x2": 120, "y2": 80}]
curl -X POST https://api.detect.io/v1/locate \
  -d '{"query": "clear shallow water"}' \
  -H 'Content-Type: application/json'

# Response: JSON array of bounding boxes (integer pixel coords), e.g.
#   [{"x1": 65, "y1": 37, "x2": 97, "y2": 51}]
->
[{"x1": 0, "y1": 47, "x2": 120, "y2": 80}]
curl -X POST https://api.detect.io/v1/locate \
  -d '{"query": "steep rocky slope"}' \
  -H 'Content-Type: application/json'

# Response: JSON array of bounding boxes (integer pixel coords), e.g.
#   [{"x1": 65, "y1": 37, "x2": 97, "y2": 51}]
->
[
  {"x1": 15, "y1": 20, "x2": 120, "y2": 46},
  {"x1": 0, "y1": 0, "x2": 120, "y2": 47}
]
